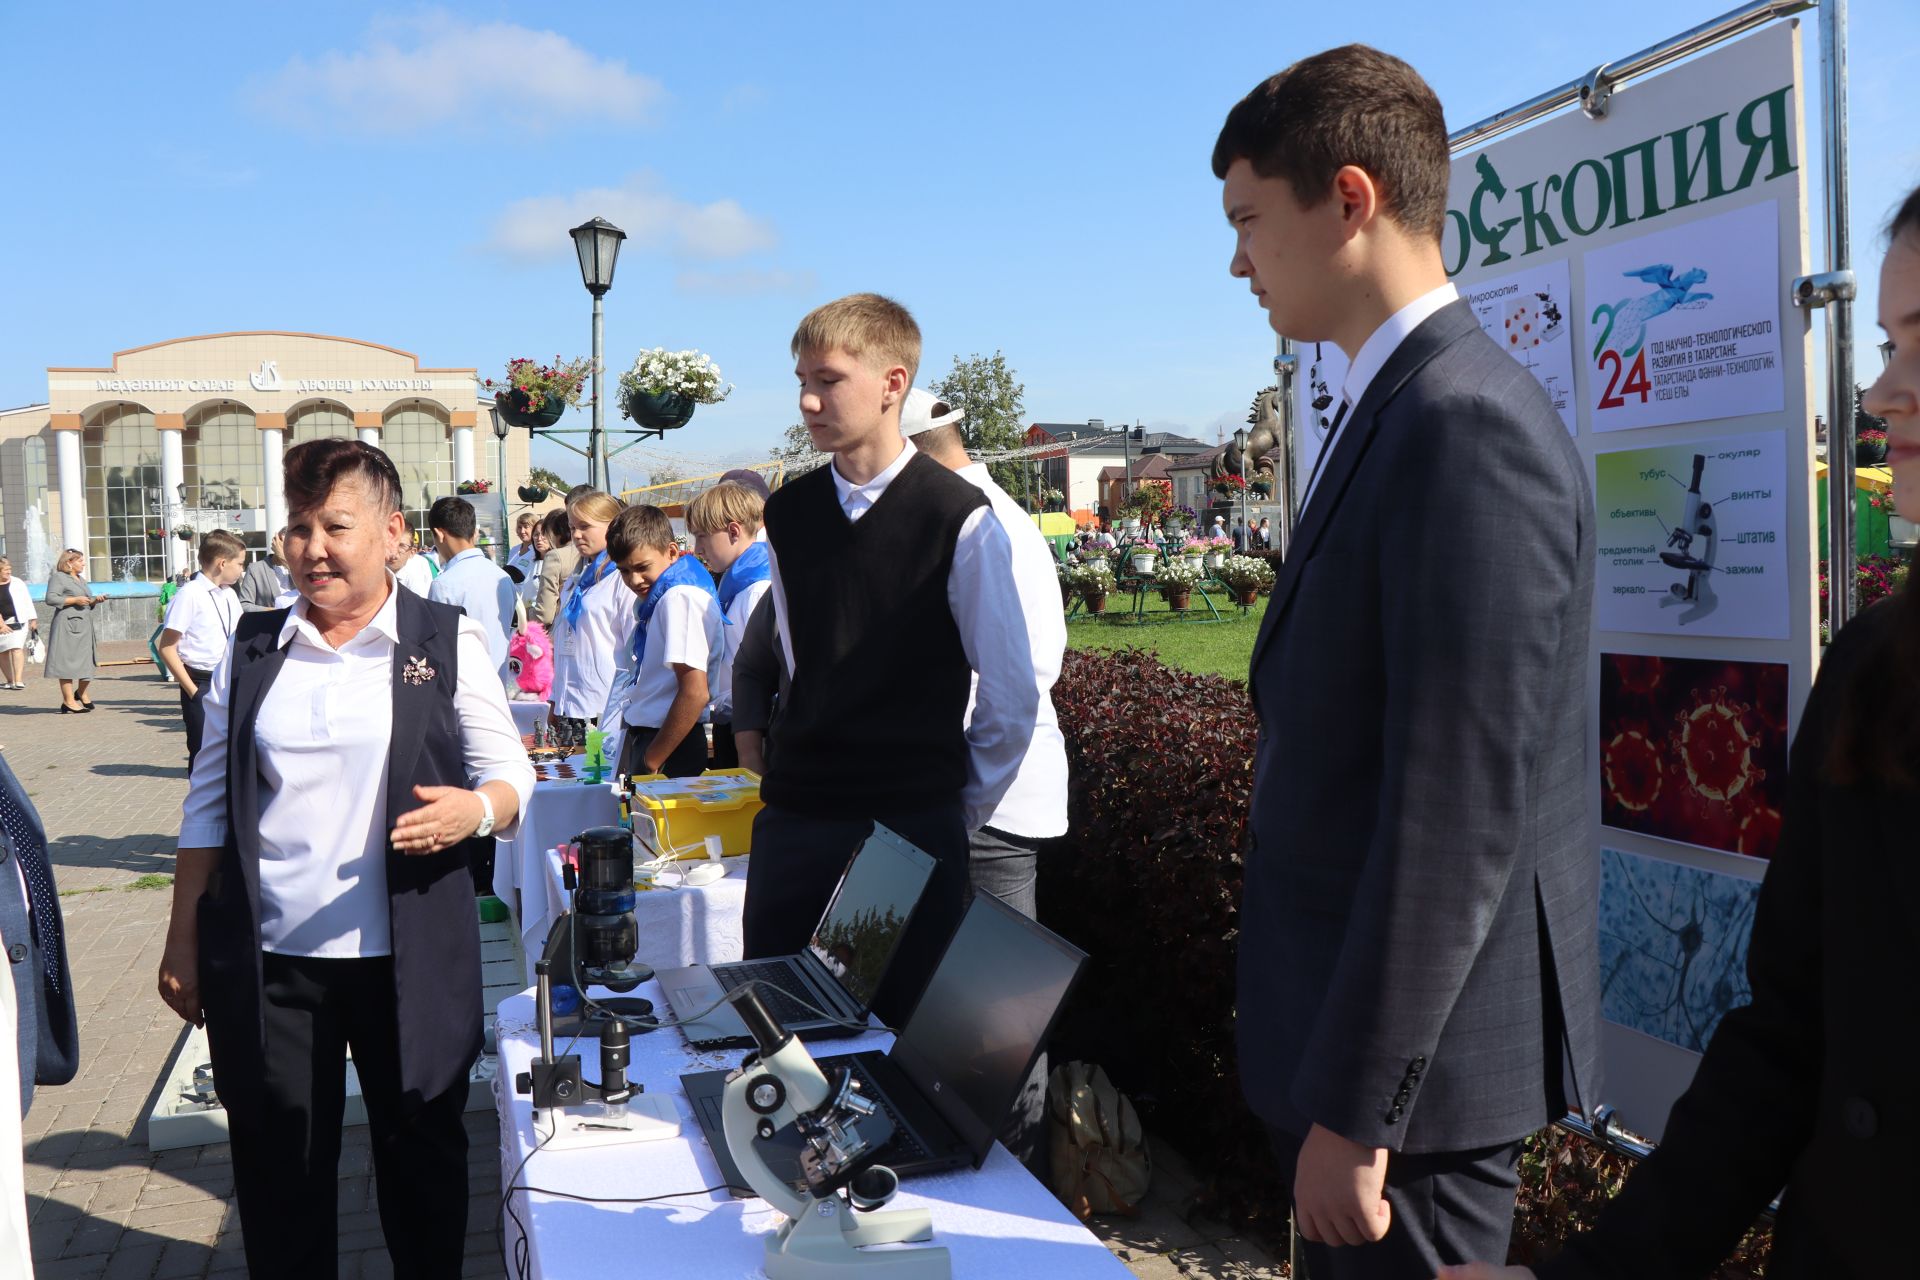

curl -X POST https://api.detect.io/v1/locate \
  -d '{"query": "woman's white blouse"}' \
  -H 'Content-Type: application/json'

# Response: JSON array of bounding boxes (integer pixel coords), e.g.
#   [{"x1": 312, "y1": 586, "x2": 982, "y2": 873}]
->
[
  {"x1": 177, "y1": 583, "x2": 535, "y2": 958},
  {"x1": 548, "y1": 565, "x2": 636, "y2": 721}
]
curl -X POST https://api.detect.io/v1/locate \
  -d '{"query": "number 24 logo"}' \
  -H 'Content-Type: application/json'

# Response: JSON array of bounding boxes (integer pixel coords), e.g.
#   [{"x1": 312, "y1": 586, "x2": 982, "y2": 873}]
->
[{"x1": 1596, "y1": 348, "x2": 1652, "y2": 409}]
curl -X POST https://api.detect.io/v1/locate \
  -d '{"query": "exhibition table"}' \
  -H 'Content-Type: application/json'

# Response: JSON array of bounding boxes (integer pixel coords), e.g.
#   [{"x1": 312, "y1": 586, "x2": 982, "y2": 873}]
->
[
  {"x1": 493, "y1": 987, "x2": 1130, "y2": 1279},
  {"x1": 509, "y1": 699, "x2": 549, "y2": 738},
  {"x1": 492, "y1": 763, "x2": 749, "y2": 983}
]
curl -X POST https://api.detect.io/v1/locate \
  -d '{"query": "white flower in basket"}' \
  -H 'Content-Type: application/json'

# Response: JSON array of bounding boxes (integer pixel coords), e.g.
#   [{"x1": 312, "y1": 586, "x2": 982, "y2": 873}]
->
[{"x1": 617, "y1": 347, "x2": 735, "y2": 417}]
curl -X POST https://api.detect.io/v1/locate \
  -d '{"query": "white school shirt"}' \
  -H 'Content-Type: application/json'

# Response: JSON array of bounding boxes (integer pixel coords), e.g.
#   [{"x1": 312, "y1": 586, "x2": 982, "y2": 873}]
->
[
  {"x1": 162, "y1": 573, "x2": 240, "y2": 671},
  {"x1": 600, "y1": 583, "x2": 724, "y2": 767},
  {"x1": 176, "y1": 578, "x2": 535, "y2": 958},
  {"x1": 395, "y1": 553, "x2": 434, "y2": 596},
  {"x1": 548, "y1": 562, "x2": 637, "y2": 720},
  {"x1": 957, "y1": 463, "x2": 1069, "y2": 839},
  {"x1": 1300, "y1": 282, "x2": 1460, "y2": 516},
  {"x1": 711, "y1": 575, "x2": 770, "y2": 722},
  {"x1": 765, "y1": 437, "x2": 1041, "y2": 831}
]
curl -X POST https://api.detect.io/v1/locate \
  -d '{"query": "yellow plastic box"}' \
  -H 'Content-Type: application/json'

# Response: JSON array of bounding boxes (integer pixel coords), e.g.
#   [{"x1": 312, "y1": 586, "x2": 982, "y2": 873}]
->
[{"x1": 625, "y1": 769, "x2": 763, "y2": 860}]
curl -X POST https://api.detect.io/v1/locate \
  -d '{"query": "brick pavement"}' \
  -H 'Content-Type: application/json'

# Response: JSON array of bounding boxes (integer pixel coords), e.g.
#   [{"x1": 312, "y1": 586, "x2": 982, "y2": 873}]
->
[{"x1": 10, "y1": 652, "x2": 1286, "y2": 1278}]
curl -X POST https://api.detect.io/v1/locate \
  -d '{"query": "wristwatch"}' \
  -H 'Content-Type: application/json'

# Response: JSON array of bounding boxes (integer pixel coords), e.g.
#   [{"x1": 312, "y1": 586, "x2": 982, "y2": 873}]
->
[{"x1": 474, "y1": 790, "x2": 496, "y2": 839}]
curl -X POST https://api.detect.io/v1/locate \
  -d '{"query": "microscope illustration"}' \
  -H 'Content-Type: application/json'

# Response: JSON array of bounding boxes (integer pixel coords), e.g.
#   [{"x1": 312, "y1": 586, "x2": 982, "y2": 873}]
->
[{"x1": 1657, "y1": 453, "x2": 1718, "y2": 626}]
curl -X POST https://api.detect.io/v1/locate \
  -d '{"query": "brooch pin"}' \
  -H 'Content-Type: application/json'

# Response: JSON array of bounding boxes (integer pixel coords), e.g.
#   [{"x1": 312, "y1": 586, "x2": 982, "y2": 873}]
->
[{"x1": 402, "y1": 655, "x2": 437, "y2": 686}]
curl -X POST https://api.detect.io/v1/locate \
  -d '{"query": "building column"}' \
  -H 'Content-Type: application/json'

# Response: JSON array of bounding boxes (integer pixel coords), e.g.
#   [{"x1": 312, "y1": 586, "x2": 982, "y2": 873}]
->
[
  {"x1": 50, "y1": 416, "x2": 85, "y2": 559},
  {"x1": 156, "y1": 414, "x2": 186, "y2": 577},
  {"x1": 259, "y1": 414, "x2": 287, "y2": 540},
  {"x1": 451, "y1": 411, "x2": 476, "y2": 487},
  {"x1": 354, "y1": 411, "x2": 382, "y2": 448}
]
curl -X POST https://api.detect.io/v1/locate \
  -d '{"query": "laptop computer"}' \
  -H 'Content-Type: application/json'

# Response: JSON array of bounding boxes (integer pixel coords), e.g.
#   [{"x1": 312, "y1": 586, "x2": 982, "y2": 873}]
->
[
  {"x1": 657, "y1": 824, "x2": 936, "y2": 1050},
  {"x1": 681, "y1": 890, "x2": 1088, "y2": 1197}
]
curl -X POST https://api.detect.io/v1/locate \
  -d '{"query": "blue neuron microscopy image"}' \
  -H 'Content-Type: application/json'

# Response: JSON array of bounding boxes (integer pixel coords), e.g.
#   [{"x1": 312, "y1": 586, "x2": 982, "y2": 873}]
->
[{"x1": 1598, "y1": 848, "x2": 1761, "y2": 1052}]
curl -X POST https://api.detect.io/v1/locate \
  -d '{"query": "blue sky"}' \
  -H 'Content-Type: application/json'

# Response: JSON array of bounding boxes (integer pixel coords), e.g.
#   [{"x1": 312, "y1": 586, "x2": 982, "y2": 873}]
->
[{"x1": 3, "y1": 2, "x2": 1912, "y2": 490}]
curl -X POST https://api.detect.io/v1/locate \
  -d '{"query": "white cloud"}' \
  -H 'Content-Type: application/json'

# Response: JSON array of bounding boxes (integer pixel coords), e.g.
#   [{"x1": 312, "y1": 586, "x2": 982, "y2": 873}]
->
[
  {"x1": 247, "y1": 11, "x2": 663, "y2": 134},
  {"x1": 482, "y1": 173, "x2": 779, "y2": 263},
  {"x1": 675, "y1": 267, "x2": 818, "y2": 297}
]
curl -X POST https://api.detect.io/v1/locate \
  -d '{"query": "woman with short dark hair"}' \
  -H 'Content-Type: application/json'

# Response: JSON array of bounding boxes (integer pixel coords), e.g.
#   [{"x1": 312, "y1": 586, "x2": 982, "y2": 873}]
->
[{"x1": 157, "y1": 439, "x2": 534, "y2": 1279}]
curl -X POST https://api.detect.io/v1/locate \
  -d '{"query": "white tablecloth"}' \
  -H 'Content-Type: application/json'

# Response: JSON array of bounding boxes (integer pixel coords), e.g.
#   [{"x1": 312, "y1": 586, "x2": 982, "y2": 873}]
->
[
  {"x1": 509, "y1": 699, "x2": 549, "y2": 737},
  {"x1": 492, "y1": 764, "x2": 750, "y2": 982},
  {"x1": 494, "y1": 987, "x2": 1127, "y2": 1279}
]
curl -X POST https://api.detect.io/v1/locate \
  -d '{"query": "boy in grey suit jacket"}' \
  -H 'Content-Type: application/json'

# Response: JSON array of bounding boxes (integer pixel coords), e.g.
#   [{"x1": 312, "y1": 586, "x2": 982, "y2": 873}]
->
[{"x1": 1215, "y1": 46, "x2": 1599, "y2": 1277}]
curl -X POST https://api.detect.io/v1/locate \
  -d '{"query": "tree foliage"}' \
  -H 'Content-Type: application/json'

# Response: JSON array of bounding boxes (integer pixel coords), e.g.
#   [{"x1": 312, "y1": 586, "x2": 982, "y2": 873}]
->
[
  {"x1": 769, "y1": 422, "x2": 826, "y2": 477},
  {"x1": 930, "y1": 351, "x2": 1027, "y2": 495},
  {"x1": 527, "y1": 466, "x2": 571, "y2": 492}
]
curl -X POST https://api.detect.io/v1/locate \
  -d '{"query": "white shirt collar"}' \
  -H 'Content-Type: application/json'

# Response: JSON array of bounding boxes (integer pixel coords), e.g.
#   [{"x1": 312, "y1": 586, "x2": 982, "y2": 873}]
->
[
  {"x1": 830, "y1": 437, "x2": 916, "y2": 510},
  {"x1": 277, "y1": 574, "x2": 403, "y2": 651},
  {"x1": 1338, "y1": 282, "x2": 1460, "y2": 413}
]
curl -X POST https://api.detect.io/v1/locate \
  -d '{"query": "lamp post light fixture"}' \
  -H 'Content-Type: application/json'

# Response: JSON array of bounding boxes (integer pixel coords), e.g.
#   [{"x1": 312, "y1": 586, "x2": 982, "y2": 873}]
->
[{"x1": 568, "y1": 216, "x2": 627, "y2": 491}]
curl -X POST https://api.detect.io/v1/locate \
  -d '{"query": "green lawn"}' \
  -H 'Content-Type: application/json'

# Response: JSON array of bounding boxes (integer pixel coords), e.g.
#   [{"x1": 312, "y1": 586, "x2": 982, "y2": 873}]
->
[{"x1": 1065, "y1": 589, "x2": 1261, "y2": 680}]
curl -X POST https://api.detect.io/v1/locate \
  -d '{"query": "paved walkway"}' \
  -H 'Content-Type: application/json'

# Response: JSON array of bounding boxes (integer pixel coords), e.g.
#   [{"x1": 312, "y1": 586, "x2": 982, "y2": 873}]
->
[{"x1": 13, "y1": 649, "x2": 1286, "y2": 1278}]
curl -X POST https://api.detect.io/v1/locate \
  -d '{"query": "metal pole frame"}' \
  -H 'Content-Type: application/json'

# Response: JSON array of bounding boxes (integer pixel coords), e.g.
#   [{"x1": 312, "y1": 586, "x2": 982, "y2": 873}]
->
[{"x1": 588, "y1": 294, "x2": 608, "y2": 491}]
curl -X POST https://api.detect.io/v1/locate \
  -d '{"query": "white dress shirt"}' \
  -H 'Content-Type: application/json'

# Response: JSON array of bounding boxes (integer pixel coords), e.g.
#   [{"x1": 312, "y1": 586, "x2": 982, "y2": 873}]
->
[
  {"x1": 177, "y1": 579, "x2": 534, "y2": 958},
  {"x1": 0, "y1": 579, "x2": 34, "y2": 632},
  {"x1": 600, "y1": 583, "x2": 725, "y2": 766},
  {"x1": 957, "y1": 463, "x2": 1069, "y2": 839},
  {"x1": 429, "y1": 546, "x2": 517, "y2": 679},
  {"x1": 162, "y1": 573, "x2": 240, "y2": 671},
  {"x1": 1300, "y1": 281, "x2": 1460, "y2": 515},
  {"x1": 766, "y1": 437, "x2": 1041, "y2": 830},
  {"x1": 395, "y1": 553, "x2": 435, "y2": 596},
  {"x1": 711, "y1": 577, "x2": 770, "y2": 722},
  {"x1": 548, "y1": 562, "x2": 637, "y2": 721}
]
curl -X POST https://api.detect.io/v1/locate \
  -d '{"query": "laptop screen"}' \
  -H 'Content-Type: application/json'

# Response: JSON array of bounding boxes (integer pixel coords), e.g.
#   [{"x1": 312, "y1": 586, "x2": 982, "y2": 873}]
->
[
  {"x1": 888, "y1": 892, "x2": 1087, "y2": 1165},
  {"x1": 806, "y1": 825, "x2": 936, "y2": 1012}
]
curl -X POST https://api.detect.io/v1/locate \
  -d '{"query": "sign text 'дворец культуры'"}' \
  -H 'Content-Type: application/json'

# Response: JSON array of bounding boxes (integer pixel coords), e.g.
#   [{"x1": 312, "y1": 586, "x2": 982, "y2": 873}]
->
[{"x1": 1444, "y1": 85, "x2": 1795, "y2": 277}]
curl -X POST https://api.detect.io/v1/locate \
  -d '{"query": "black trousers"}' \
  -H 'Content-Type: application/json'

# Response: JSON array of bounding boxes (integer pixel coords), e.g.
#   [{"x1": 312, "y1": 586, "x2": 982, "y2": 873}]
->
[
  {"x1": 968, "y1": 825, "x2": 1048, "y2": 1178},
  {"x1": 741, "y1": 802, "x2": 968, "y2": 1029},
  {"x1": 710, "y1": 721, "x2": 738, "y2": 770},
  {"x1": 180, "y1": 666, "x2": 213, "y2": 764},
  {"x1": 1266, "y1": 1124, "x2": 1521, "y2": 1279},
  {"x1": 208, "y1": 953, "x2": 470, "y2": 1280},
  {"x1": 618, "y1": 722, "x2": 709, "y2": 778}
]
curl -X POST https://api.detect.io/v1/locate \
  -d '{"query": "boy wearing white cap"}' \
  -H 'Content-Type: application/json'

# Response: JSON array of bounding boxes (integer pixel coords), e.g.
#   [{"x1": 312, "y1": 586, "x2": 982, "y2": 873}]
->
[{"x1": 747, "y1": 292, "x2": 1038, "y2": 1028}]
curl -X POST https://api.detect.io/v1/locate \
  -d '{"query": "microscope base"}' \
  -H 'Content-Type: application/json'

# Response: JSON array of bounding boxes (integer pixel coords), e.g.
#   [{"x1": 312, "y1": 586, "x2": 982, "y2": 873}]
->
[
  {"x1": 766, "y1": 1198, "x2": 950, "y2": 1280},
  {"x1": 541, "y1": 1095, "x2": 683, "y2": 1150}
]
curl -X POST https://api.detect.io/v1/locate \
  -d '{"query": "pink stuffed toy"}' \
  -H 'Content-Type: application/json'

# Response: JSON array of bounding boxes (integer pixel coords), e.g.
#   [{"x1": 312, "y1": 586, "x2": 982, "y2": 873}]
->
[{"x1": 508, "y1": 621, "x2": 554, "y2": 699}]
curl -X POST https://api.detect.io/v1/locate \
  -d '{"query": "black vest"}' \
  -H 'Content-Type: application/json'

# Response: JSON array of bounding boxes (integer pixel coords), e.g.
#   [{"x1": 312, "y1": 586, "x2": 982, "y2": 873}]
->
[
  {"x1": 761, "y1": 452, "x2": 987, "y2": 815},
  {"x1": 199, "y1": 588, "x2": 484, "y2": 1103}
]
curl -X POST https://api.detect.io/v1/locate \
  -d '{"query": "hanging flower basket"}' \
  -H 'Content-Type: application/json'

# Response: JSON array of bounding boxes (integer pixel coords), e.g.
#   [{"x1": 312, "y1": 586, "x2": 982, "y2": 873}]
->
[
  {"x1": 175, "y1": 527, "x2": 196, "y2": 542},
  {"x1": 1164, "y1": 588, "x2": 1192, "y2": 611},
  {"x1": 622, "y1": 389, "x2": 697, "y2": 432},
  {"x1": 1083, "y1": 591, "x2": 1108, "y2": 615},
  {"x1": 496, "y1": 389, "x2": 568, "y2": 430},
  {"x1": 1236, "y1": 586, "x2": 1260, "y2": 606},
  {"x1": 456, "y1": 479, "x2": 492, "y2": 495},
  {"x1": 1856, "y1": 429, "x2": 1888, "y2": 466},
  {"x1": 517, "y1": 484, "x2": 550, "y2": 504}
]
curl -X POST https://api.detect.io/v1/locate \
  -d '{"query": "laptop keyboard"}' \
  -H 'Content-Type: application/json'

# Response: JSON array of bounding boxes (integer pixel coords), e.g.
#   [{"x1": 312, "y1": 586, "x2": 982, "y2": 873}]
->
[{"x1": 715, "y1": 963, "x2": 824, "y2": 1026}]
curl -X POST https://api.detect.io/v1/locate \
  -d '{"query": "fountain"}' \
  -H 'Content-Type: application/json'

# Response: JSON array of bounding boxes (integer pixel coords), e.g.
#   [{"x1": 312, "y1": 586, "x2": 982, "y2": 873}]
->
[{"x1": 21, "y1": 504, "x2": 49, "y2": 582}]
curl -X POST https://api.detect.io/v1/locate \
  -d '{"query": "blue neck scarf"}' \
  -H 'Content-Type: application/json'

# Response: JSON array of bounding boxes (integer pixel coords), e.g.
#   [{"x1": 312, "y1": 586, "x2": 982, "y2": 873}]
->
[
  {"x1": 631, "y1": 553, "x2": 719, "y2": 667},
  {"x1": 716, "y1": 540, "x2": 772, "y2": 615},
  {"x1": 563, "y1": 552, "x2": 614, "y2": 629}
]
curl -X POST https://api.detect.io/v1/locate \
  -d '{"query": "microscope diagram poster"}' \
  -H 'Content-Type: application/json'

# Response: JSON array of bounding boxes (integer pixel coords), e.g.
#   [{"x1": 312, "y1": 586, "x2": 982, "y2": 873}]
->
[
  {"x1": 1598, "y1": 847, "x2": 1761, "y2": 1053},
  {"x1": 1599, "y1": 652, "x2": 1789, "y2": 861},
  {"x1": 1592, "y1": 430, "x2": 1791, "y2": 639},
  {"x1": 1581, "y1": 200, "x2": 1785, "y2": 433},
  {"x1": 1462, "y1": 259, "x2": 1577, "y2": 435}
]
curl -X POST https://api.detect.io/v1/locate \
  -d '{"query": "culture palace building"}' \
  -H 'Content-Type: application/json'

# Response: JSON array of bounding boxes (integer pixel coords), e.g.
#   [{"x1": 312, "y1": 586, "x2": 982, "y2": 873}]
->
[{"x1": 0, "y1": 332, "x2": 531, "y2": 586}]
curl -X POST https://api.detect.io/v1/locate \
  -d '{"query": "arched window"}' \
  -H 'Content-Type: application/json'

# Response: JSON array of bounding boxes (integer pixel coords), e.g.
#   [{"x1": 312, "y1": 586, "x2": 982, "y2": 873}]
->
[
  {"x1": 287, "y1": 401, "x2": 355, "y2": 445},
  {"x1": 82, "y1": 403, "x2": 162, "y2": 581},
  {"x1": 184, "y1": 404, "x2": 266, "y2": 559},
  {"x1": 383, "y1": 404, "x2": 453, "y2": 540}
]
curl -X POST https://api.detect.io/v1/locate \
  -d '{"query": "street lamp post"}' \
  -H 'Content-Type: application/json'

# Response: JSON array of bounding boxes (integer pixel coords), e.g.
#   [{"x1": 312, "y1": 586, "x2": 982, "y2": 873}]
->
[
  {"x1": 1233, "y1": 427, "x2": 1250, "y2": 545},
  {"x1": 489, "y1": 404, "x2": 511, "y2": 565},
  {"x1": 568, "y1": 217, "x2": 627, "y2": 491}
]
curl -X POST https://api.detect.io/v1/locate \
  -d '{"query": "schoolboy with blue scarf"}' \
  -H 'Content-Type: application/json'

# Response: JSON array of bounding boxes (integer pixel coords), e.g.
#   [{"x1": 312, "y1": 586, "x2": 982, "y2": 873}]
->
[
  {"x1": 686, "y1": 481, "x2": 772, "y2": 770},
  {"x1": 601, "y1": 505, "x2": 722, "y2": 779}
]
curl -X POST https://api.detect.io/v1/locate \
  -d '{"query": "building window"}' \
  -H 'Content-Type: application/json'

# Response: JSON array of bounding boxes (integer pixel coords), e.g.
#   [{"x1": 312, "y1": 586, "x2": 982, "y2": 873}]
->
[
  {"x1": 82, "y1": 403, "x2": 163, "y2": 582},
  {"x1": 184, "y1": 404, "x2": 266, "y2": 559},
  {"x1": 287, "y1": 401, "x2": 355, "y2": 445},
  {"x1": 383, "y1": 404, "x2": 453, "y2": 541}
]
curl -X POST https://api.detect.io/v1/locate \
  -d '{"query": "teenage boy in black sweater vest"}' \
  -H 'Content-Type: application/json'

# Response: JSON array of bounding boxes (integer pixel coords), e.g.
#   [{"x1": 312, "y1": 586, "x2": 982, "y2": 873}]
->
[{"x1": 745, "y1": 292, "x2": 1040, "y2": 1028}]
